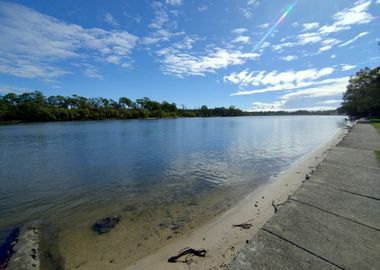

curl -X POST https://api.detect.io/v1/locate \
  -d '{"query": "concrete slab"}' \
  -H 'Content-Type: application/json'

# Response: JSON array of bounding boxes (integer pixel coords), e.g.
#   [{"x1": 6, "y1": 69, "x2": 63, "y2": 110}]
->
[
  {"x1": 310, "y1": 161, "x2": 380, "y2": 199},
  {"x1": 227, "y1": 123, "x2": 380, "y2": 270},
  {"x1": 338, "y1": 123, "x2": 380, "y2": 150},
  {"x1": 227, "y1": 230, "x2": 340, "y2": 270},
  {"x1": 324, "y1": 147, "x2": 380, "y2": 169},
  {"x1": 263, "y1": 200, "x2": 380, "y2": 269},
  {"x1": 292, "y1": 181, "x2": 380, "y2": 230}
]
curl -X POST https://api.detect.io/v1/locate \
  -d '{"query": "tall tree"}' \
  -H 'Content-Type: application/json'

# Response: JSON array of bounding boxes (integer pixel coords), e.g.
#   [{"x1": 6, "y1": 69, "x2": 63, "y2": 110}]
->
[{"x1": 339, "y1": 67, "x2": 380, "y2": 117}]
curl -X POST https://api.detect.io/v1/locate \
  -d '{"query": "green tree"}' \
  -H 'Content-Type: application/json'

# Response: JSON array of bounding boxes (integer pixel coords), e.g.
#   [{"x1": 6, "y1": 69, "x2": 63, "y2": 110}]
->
[
  {"x1": 119, "y1": 97, "x2": 133, "y2": 108},
  {"x1": 339, "y1": 67, "x2": 380, "y2": 117}
]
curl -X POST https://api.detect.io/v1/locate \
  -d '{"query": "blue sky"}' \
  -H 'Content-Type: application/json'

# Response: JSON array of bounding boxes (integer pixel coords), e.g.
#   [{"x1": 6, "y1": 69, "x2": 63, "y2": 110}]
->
[{"x1": 0, "y1": 0, "x2": 379, "y2": 111}]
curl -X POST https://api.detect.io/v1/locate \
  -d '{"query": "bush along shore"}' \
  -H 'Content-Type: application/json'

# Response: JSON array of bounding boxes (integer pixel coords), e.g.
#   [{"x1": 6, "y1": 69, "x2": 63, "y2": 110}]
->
[{"x1": 0, "y1": 91, "x2": 338, "y2": 123}]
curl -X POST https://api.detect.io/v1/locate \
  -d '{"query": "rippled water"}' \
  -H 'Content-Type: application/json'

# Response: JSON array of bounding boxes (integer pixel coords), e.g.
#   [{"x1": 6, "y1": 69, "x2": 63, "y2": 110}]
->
[{"x1": 0, "y1": 116, "x2": 343, "y2": 268}]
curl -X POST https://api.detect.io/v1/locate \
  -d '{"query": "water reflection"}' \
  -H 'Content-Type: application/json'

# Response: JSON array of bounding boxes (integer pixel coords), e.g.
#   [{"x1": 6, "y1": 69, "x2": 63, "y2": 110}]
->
[{"x1": 0, "y1": 116, "x2": 343, "y2": 240}]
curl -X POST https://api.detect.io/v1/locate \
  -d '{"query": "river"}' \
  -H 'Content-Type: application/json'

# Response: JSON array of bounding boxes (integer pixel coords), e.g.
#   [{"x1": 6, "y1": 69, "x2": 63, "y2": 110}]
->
[{"x1": 0, "y1": 116, "x2": 344, "y2": 269}]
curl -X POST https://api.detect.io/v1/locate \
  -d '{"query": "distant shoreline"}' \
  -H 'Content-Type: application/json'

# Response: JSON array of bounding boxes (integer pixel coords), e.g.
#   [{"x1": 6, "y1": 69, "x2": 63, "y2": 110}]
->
[
  {"x1": 0, "y1": 120, "x2": 23, "y2": 125},
  {"x1": 1, "y1": 91, "x2": 340, "y2": 123},
  {"x1": 0, "y1": 113, "x2": 342, "y2": 125}
]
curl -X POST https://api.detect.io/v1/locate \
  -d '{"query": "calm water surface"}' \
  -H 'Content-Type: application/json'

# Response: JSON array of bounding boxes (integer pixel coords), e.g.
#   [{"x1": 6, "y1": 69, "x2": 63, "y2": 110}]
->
[{"x1": 0, "y1": 116, "x2": 343, "y2": 268}]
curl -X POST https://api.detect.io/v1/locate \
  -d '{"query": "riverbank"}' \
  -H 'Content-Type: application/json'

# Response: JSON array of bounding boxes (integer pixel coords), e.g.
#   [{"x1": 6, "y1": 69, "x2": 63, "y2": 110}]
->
[
  {"x1": 227, "y1": 120, "x2": 380, "y2": 269},
  {"x1": 126, "y1": 127, "x2": 347, "y2": 270}
]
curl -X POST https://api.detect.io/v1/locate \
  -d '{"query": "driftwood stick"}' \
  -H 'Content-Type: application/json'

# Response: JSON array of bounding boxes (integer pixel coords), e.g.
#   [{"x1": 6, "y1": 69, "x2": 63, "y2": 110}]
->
[
  {"x1": 168, "y1": 247, "x2": 207, "y2": 263},
  {"x1": 232, "y1": 223, "x2": 252, "y2": 229},
  {"x1": 272, "y1": 200, "x2": 286, "y2": 213}
]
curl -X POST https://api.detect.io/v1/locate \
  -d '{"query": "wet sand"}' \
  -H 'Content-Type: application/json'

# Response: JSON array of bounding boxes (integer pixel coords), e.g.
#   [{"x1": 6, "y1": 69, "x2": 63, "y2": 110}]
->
[
  {"x1": 58, "y1": 180, "x2": 255, "y2": 269},
  {"x1": 126, "y1": 128, "x2": 347, "y2": 270}
]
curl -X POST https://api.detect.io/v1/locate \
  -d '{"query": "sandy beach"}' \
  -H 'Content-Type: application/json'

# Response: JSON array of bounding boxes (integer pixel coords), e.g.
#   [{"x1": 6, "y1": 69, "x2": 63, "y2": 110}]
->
[{"x1": 126, "y1": 127, "x2": 348, "y2": 270}]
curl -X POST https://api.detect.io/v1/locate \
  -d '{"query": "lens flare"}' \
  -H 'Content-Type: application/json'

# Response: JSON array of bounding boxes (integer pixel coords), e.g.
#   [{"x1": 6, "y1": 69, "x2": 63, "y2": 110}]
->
[{"x1": 252, "y1": 2, "x2": 297, "y2": 52}]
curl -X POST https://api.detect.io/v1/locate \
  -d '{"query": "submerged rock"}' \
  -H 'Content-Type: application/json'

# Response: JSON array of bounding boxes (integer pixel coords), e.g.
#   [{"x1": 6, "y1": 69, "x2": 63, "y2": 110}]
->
[
  {"x1": 92, "y1": 215, "x2": 121, "y2": 234},
  {"x1": 0, "y1": 221, "x2": 64, "y2": 270},
  {"x1": 2, "y1": 221, "x2": 40, "y2": 270},
  {"x1": 0, "y1": 227, "x2": 20, "y2": 269}
]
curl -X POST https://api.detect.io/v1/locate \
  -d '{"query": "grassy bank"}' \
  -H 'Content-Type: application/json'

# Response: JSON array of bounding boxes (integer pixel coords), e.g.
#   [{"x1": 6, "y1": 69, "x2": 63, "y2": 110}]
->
[{"x1": 370, "y1": 118, "x2": 380, "y2": 164}]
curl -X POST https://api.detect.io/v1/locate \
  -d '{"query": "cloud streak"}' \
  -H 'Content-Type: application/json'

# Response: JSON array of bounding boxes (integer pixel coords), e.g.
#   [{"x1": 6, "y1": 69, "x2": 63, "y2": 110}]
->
[
  {"x1": 0, "y1": 2, "x2": 138, "y2": 80},
  {"x1": 226, "y1": 67, "x2": 335, "y2": 95},
  {"x1": 159, "y1": 47, "x2": 259, "y2": 77},
  {"x1": 103, "y1": 12, "x2": 119, "y2": 26},
  {"x1": 339, "y1": 32, "x2": 369, "y2": 47},
  {"x1": 272, "y1": 1, "x2": 373, "y2": 53},
  {"x1": 247, "y1": 77, "x2": 348, "y2": 111}
]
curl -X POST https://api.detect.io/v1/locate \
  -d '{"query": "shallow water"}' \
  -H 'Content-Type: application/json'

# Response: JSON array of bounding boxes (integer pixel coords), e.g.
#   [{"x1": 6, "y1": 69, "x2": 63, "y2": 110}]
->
[{"x1": 0, "y1": 116, "x2": 343, "y2": 269}]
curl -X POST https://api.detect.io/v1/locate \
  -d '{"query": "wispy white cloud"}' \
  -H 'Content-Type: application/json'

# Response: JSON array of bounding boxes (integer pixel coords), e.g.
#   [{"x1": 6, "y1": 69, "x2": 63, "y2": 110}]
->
[
  {"x1": 280, "y1": 77, "x2": 348, "y2": 100},
  {"x1": 297, "y1": 32, "x2": 322, "y2": 45},
  {"x1": 240, "y1": 0, "x2": 260, "y2": 18},
  {"x1": 322, "y1": 38, "x2": 341, "y2": 46},
  {"x1": 318, "y1": 24, "x2": 350, "y2": 35},
  {"x1": 317, "y1": 99, "x2": 342, "y2": 105},
  {"x1": 258, "y1": 23, "x2": 269, "y2": 29},
  {"x1": 0, "y1": 84, "x2": 33, "y2": 94},
  {"x1": 226, "y1": 67, "x2": 335, "y2": 95},
  {"x1": 249, "y1": 101, "x2": 285, "y2": 112},
  {"x1": 248, "y1": 0, "x2": 259, "y2": 5},
  {"x1": 248, "y1": 77, "x2": 347, "y2": 112},
  {"x1": 83, "y1": 66, "x2": 103, "y2": 79},
  {"x1": 240, "y1": 8, "x2": 253, "y2": 19},
  {"x1": 280, "y1": 55, "x2": 298, "y2": 61},
  {"x1": 273, "y1": 34, "x2": 338, "y2": 52},
  {"x1": 272, "y1": 1, "x2": 373, "y2": 52},
  {"x1": 232, "y1": 28, "x2": 248, "y2": 34},
  {"x1": 272, "y1": 42, "x2": 297, "y2": 51},
  {"x1": 165, "y1": 0, "x2": 183, "y2": 6},
  {"x1": 148, "y1": 2, "x2": 170, "y2": 29},
  {"x1": 319, "y1": 0, "x2": 373, "y2": 34},
  {"x1": 249, "y1": 105, "x2": 337, "y2": 112},
  {"x1": 318, "y1": 45, "x2": 333, "y2": 53},
  {"x1": 198, "y1": 4, "x2": 208, "y2": 12},
  {"x1": 339, "y1": 31, "x2": 369, "y2": 47},
  {"x1": 341, "y1": 64, "x2": 356, "y2": 71},
  {"x1": 232, "y1": 35, "x2": 250, "y2": 44},
  {"x1": 103, "y1": 12, "x2": 119, "y2": 26},
  {"x1": 0, "y1": 58, "x2": 71, "y2": 81},
  {"x1": 142, "y1": 2, "x2": 185, "y2": 47},
  {"x1": 292, "y1": 22, "x2": 300, "y2": 27},
  {"x1": 158, "y1": 47, "x2": 259, "y2": 77},
  {"x1": 302, "y1": 22, "x2": 320, "y2": 31},
  {"x1": 248, "y1": 100, "x2": 338, "y2": 112},
  {"x1": 0, "y1": 2, "x2": 138, "y2": 80},
  {"x1": 285, "y1": 106, "x2": 338, "y2": 112},
  {"x1": 157, "y1": 36, "x2": 196, "y2": 56},
  {"x1": 141, "y1": 29, "x2": 184, "y2": 45}
]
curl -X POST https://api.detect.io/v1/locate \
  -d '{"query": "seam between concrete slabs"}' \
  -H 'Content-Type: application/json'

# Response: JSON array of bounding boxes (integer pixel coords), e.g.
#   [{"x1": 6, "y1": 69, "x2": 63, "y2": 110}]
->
[
  {"x1": 261, "y1": 228, "x2": 345, "y2": 270},
  {"x1": 303, "y1": 181, "x2": 380, "y2": 201},
  {"x1": 321, "y1": 159, "x2": 380, "y2": 170},
  {"x1": 289, "y1": 198, "x2": 380, "y2": 232},
  {"x1": 334, "y1": 145, "x2": 380, "y2": 151}
]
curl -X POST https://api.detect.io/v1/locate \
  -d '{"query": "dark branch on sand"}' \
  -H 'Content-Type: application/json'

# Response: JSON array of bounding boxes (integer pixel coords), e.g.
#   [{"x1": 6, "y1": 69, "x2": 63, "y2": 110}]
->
[
  {"x1": 168, "y1": 247, "x2": 207, "y2": 264},
  {"x1": 272, "y1": 200, "x2": 286, "y2": 213},
  {"x1": 232, "y1": 223, "x2": 252, "y2": 229}
]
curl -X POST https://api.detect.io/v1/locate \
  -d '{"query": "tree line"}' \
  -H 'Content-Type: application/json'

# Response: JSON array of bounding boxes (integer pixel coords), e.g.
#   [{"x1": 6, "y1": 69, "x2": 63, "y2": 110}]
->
[
  {"x1": 0, "y1": 91, "x2": 338, "y2": 122},
  {"x1": 339, "y1": 66, "x2": 380, "y2": 118},
  {"x1": 0, "y1": 91, "x2": 244, "y2": 121}
]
